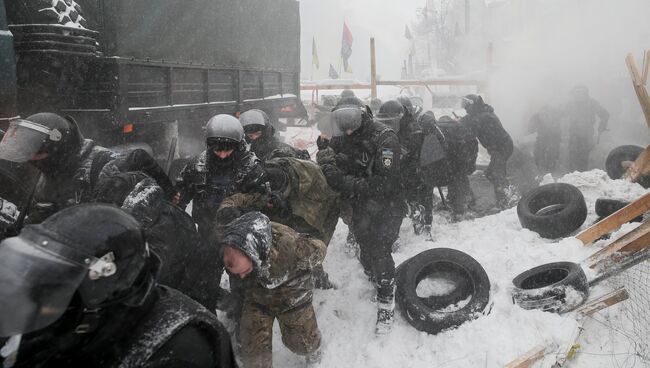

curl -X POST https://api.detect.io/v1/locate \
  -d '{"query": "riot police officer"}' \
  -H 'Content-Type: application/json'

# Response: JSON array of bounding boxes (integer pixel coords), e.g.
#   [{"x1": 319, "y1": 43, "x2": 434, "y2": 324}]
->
[
  {"x1": 175, "y1": 114, "x2": 265, "y2": 239},
  {"x1": 239, "y1": 109, "x2": 308, "y2": 161},
  {"x1": 376, "y1": 98, "x2": 431, "y2": 236},
  {"x1": 0, "y1": 203, "x2": 234, "y2": 368},
  {"x1": 460, "y1": 95, "x2": 515, "y2": 209},
  {"x1": 0, "y1": 113, "x2": 173, "y2": 223},
  {"x1": 175, "y1": 114, "x2": 266, "y2": 292},
  {"x1": 316, "y1": 99, "x2": 405, "y2": 334}
]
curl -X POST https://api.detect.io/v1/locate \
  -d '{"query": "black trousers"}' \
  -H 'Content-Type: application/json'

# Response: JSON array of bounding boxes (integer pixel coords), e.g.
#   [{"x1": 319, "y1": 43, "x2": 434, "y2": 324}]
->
[{"x1": 351, "y1": 199, "x2": 405, "y2": 302}]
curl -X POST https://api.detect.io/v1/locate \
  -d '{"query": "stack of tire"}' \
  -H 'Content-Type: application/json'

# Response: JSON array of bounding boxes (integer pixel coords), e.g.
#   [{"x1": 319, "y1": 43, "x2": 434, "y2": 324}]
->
[{"x1": 395, "y1": 248, "x2": 491, "y2": 335}]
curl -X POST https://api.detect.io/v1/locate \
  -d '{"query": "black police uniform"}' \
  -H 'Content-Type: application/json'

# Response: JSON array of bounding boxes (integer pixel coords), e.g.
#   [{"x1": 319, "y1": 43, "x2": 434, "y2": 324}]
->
[
  {"x1": 319, "y1": 119, "x2": 405, "y2": 303},
  {"x1": 419, "y1": 113, "x2": 478, "y2": 215},
  {"x1": 175, "y1": 148, "x2": 265, "y2": 241},
  {"x1": 460, "y1": 104, "x2": 513, "y2": 207},
  {"x1": 13, "y1": 286, "x2": 234, "y2": 368},
  {"x1": 29, "y1": 141, "x2": 173, "y2": 223}
]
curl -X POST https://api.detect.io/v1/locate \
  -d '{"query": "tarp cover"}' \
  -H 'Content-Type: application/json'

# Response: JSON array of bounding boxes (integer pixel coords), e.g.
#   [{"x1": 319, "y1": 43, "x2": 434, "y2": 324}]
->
[{"x1": 81, "y1": 0, "x2": 300, "y2": 72}]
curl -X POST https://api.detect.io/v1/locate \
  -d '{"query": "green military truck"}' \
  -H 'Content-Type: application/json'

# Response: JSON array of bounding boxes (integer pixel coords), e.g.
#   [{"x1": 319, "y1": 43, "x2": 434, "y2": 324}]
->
[{"x1": 0, "y1": 0, "x2": 306, "y2": 165}]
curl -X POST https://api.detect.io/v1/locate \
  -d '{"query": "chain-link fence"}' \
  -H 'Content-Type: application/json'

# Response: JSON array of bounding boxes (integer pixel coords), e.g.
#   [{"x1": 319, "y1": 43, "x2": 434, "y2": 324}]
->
[{"x1": 606, "y1": 260, "x2": 650, "y2": 363}]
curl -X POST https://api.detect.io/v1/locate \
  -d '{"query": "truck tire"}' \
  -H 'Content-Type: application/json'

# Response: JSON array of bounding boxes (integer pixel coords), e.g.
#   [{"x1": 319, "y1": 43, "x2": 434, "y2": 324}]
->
[
  {"x1": 512, "y1": 262, "x2": 589, "y2": 313},
  {"x1": 396, "y1": 248, "x2": 491, "y2": 335},
  {"x1": 606, "y1": 145, "x2": 650, "y2": 188},
  {"x1": 517, "y1": 183, "x2": 587, "y2": 239}
]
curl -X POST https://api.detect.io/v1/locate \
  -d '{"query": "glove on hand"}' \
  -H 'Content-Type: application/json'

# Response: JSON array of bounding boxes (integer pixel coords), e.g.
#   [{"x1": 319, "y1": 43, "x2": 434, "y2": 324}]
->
[
  {"x1": 316, "y1": 136, "x2": 330, "y2": 150},
  {"x1": 0, "y1": 198, "x2": 19, "y2": 226},
  {"x1": 265, "y1": 192, "x2": 292, "y2": 218}
]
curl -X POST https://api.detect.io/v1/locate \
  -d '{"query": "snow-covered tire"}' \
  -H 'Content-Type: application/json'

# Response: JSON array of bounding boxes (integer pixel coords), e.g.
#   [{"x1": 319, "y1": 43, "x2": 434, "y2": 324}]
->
[
  {"x1": 606, "y1": 145, "x2": 650, "y2": 188},
  {"x1": 512, "y1": 262, "x2": 589, "y2": 314},
  {"x1": 396, "y1": 248, "x2": 491, "y2": 335},
  {"x1": 517, "y1": 183, "x2": 587, "y2": 239}
]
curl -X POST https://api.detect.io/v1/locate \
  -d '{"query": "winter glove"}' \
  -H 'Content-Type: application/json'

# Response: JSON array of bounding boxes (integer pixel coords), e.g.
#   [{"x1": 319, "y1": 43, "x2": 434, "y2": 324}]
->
[
  {"x1": 265, "y1": 192, "x2": 292, "y2": 218},
  {"x1": 0, "y1": 198, "x2": 19, "y2": 226},
  {"x1": 216, "y1": 206, "x2": 243, "y2": 225},
  {"x1": 316, "y1": 147, "x2": 336, "y2": 166},
  {"x1": 316, "y1": 136, "x2": 330, "y2": 150},
  {"x1": 335, "y1": 153, "x2": 352, "y2": 172}
]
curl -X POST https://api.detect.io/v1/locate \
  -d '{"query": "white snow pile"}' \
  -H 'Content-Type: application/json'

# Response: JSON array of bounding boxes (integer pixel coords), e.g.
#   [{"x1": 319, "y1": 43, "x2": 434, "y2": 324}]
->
[{"x1": 262, "y1": 169, "x2": 649, "y2": 368}]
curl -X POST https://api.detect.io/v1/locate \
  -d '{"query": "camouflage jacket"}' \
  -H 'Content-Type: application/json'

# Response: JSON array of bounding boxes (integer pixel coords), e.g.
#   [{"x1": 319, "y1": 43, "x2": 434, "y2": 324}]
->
[
  {"x1": 242, "y1": 222, "x2": 326, "y2": 313},
  {"x1": 219, "y1": 157, "x2": 340, "y2": 244}
]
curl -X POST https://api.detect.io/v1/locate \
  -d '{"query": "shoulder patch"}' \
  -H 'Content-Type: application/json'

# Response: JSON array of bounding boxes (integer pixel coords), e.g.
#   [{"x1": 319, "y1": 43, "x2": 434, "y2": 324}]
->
[{"x1": 381, "y1": 148, "x2": 394, "y2": 168}]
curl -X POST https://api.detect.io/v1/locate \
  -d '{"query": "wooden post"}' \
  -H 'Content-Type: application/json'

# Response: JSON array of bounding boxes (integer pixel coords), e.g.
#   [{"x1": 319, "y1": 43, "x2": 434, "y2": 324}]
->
[
  {"x1": 575, "y1": 192, "x2": 650, "y2": 245},
  {"x1": 625, "y1": 52, "x2": 650, "y2": 130},
  {"x1": 370, "y1": 37, "x2": 377, "y2": 100}
]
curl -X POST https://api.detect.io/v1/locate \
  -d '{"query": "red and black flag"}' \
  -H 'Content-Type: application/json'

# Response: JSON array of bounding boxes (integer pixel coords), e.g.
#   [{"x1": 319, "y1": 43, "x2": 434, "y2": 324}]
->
[{"x1": 341, "y1": 21, "x2": 353, "y2": 73}]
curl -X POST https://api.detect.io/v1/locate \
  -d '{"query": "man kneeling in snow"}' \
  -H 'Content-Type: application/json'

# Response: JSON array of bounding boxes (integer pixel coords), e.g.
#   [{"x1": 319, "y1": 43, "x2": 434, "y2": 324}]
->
[{"x1": 222, "y1": 211, "x2": 325, "y2": 367}]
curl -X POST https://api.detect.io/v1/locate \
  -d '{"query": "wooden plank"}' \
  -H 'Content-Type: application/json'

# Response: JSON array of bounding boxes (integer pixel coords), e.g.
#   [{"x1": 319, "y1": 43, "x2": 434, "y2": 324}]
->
[
  {"x1": 622, "y1": 145, "x2": 650, "y2": 183},
  {"x1": 625, "y1": 53, "x2": 650, "y2": 130},
  {"x1": 377, "y1": 79, "x2": 484, "y2": 87},
  {"x1": 642, "y1": 50, "x2": 650, "y2": 85},
  {"x1": 300, "y1": 84, "x2": 371, "y2": 91},
  {"x1": 504, "y1": 345, "x2": 546, "y2": 368},
  {"x1": 576, "y1": 192, "x2": 650, "y2": 245},
  {"x1": 575, "y1": 288, "x2": 630, "y2": 317},
  {"x1": 586, "y1": 220, "x2": 650, "y2": 267},
  {"x1": 370, "y1": 38, "x2": 377, "y2": 100}
]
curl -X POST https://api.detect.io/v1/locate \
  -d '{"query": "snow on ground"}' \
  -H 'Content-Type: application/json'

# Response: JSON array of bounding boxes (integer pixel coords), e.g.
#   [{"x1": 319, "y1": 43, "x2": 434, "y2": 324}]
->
[{"x1": 259, "y1": 163, "x2": 648, "y2": 367}]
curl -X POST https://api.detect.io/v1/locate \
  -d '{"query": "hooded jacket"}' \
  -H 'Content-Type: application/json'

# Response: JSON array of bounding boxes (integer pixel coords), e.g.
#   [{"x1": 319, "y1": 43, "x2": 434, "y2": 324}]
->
[{"x1": 222, "y1": 212, "x2": 326, "y2": 313}]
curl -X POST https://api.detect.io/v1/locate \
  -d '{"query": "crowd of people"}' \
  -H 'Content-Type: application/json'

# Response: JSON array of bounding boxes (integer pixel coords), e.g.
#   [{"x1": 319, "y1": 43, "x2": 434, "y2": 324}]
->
[{"x1": 0, "y1": 91, "x2": 523, "y2": 367}]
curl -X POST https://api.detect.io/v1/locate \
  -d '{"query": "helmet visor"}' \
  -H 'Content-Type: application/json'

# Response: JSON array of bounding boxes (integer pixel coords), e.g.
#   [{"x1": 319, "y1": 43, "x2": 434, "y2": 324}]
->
[
  {"x1": 332, "y1": 107, "x2": 363, "y2": 135},
  {"x1": 0, "y1": 231, "x2": 88, "y2": 336},
  {"x1": 0, "y1": 120, "x2": 57, "y2": 162},
  {"x1": 375, "y1": 112, "x2": 403, "y2": 133}
]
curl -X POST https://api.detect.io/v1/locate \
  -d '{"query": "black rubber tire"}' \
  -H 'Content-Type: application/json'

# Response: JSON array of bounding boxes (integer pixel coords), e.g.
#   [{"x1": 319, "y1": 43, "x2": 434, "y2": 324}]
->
[
  {"x1": 605, "y1": 145, "x2": 650, "y2": 188},
  {"x1": 517, "y1": 183, "x2": 587, "y2": 239},
  {"x1": 594, "y1": 198, "x2": 643, "y2": 224},
  {"x1": 396, "y1": 248, "x2": 491, "y2": 335},
  {"x1": 512, "y1": 262, "x2": 589, "y2": 313}
]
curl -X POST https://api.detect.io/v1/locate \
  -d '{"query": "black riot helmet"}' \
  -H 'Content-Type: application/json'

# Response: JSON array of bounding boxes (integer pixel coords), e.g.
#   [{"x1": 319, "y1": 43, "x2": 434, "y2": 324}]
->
[
  {"x1": 396, "y1": 95, "x2": 416, "y2": 116},
  {"x1": 460, "y1": 94, "x2": 485, "y2": 114},
  {"x1": 0, "y1": 203, "x2": 158, "y2": 337},
  {"x1": 340, "y1": 89, "x2": 356, "y2": 99},
  {"x1": 376, "y1": 99, "x2": 406, "y2": 133},
  {"x1": 205, "y1": 114, "x2": 245, "y2": 153},
  {"x1": 0, "y1": 113, "x2": 83, "y2": 175},
  {"x1": 239, "y1": 109, "x2": 271, "y2": 141},
  {"x1": 331, "y1": 103, "x2": 368, "y2": 136}
]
